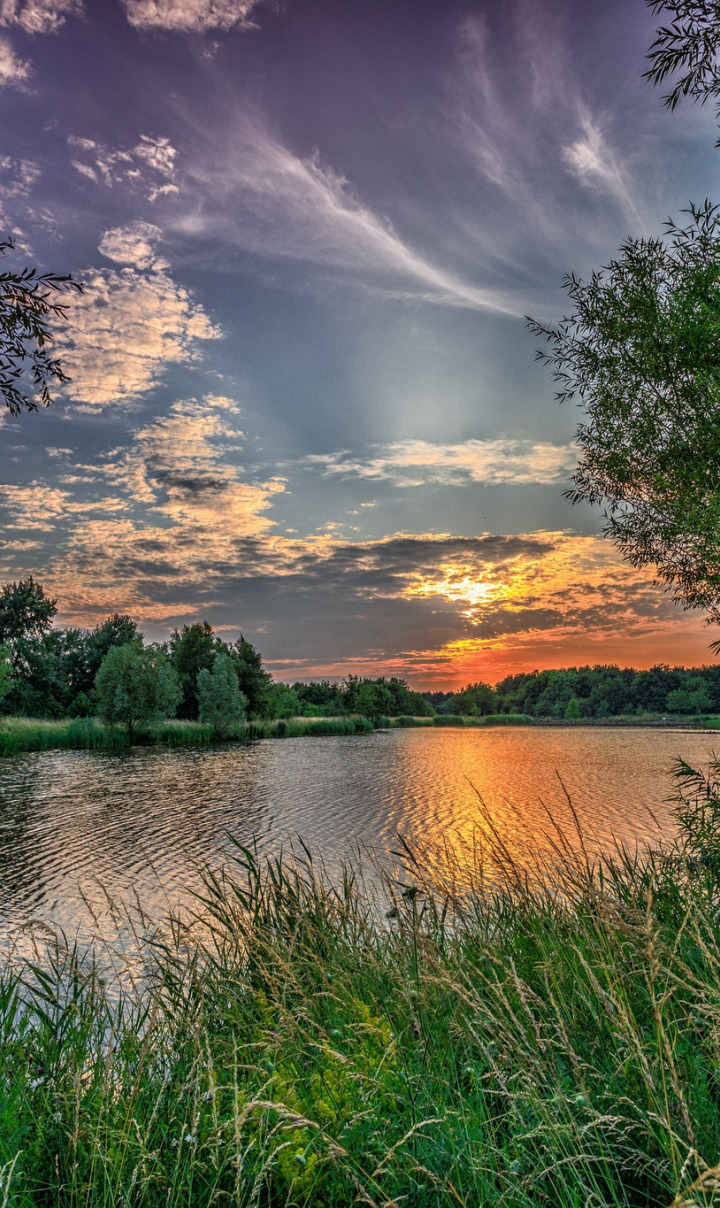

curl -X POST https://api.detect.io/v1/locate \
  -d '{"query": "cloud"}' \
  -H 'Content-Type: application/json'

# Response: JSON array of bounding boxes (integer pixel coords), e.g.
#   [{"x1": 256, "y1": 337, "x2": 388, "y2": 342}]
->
[
  {"x1": 55, "y1": 239, "x2": 221, "y2": 405},
  {"x1": 98, "y1": 221, "x2": 167, "y2": 271},
  {"x1": 451, "y1": 6, "x2": 642, "y2": 245},
  {"x1": 68, "y1": 134, "x2": 179, "y2": 202},
  {"x1": 562, "y1": 107, "x2": 641, "y2": 224},
  {"x1": 0, "y1": 0, "x2": 81, "y2": 34},
  {"x1": 120, "y1": 0, "x2": 264, "y2": 32},
  {"x1": 0, "y1": 155, "x2": 40, "y2": 196},
  {"x1": 0, "y1": 36, "x2": 29, "y2": 86},
  {"x1": 177, "y1": 118, "x2": 523, "y2": 316},
  {"x1": 308, "y1": 438, "x2": 578, "y2": 487}
]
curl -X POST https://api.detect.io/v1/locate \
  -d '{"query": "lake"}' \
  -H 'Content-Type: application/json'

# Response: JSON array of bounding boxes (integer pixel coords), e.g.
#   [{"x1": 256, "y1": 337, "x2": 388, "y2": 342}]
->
[{"x1": 0, "y1": 725, "x2": 717, "y2": 958}]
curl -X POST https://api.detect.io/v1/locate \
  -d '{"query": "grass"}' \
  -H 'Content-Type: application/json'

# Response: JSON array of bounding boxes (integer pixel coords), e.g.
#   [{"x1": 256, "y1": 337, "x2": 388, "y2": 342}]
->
[
  {"x1": 0, "y1": 715, "x2": 378, "y2": 756},
  {"x1": 3, "y1": 711, "x2": 717, "y2": 758},
  {"x1": 4, "y1": 764, "x2": 720, "y2": 1203}
]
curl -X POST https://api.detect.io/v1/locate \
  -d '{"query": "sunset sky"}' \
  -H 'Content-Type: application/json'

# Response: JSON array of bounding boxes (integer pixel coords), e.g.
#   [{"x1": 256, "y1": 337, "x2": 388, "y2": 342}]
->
[{"x1": 0, "y1": 0, "x2": 718, "y2": 686}]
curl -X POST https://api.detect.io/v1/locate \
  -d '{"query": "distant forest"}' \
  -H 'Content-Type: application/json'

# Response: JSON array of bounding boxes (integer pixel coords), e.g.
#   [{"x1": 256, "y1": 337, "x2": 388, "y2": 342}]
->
[{"x1": 0, "y1": 577, "x2": 719, "y2": 722}]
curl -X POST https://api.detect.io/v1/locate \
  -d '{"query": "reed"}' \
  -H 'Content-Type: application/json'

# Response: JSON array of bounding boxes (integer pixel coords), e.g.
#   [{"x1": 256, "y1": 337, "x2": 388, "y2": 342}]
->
[{"x1": 2, "y1": 763, "x2": 720, "y2": 1204}]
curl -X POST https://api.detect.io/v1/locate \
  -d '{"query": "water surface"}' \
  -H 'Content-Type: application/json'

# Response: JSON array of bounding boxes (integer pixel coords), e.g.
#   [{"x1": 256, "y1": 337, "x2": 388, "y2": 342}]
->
[{"x1": 0, "y1": 726, "x2": 716, "y2": 956}]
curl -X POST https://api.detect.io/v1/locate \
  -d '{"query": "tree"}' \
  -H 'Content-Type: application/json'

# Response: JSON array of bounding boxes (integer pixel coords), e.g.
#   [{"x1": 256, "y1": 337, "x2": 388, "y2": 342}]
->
[
  {"x1": 170, "y1": 621, "x2": 219, "y2": 719},
  {"x1": 0, "y1": 644, "x2": 11, "y2": 709},
  {"x1": 0, "y1": 576, "x2": 56, "y2": 648},
  {"x1": 644, "y1": 1, "x2": 720, "y2": 136},
  {"x1": 0, "y1": 240, "x2": 82, "y2": 414},
  {"x1": 450, "y1": 680, "x2": 497, "y2": 716},
  {"x1": 95, "y1": 640, "x2": 181, "y2": 737},
  {"x1": 197, "y1": 653, "x2": 247, "y2": 738},
  {"x1": 0, "y1": 577, "x2": 57, "y2": 695},
  {"x1": 529, "y1": 201, "x2": 720, "y2": 623},
  {"x1": 229, "y1": 635, "x2": 271, "y2": 718}
]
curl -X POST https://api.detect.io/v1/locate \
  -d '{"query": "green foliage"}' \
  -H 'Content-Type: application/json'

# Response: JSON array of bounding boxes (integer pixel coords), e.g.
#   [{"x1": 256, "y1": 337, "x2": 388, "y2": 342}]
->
[
  {"x1": 342, "y1": 675, "x2": 434, "y2": 718},
  {"x1": 0, "y1": 239, "x2": 83, "y2": 414},
  {"x1": 564, "y1": 695, "x2": 581, "y2": 719},
  {"x1": 170, "y1": 621, "x2": 219, "y2": 719},
  {"x1": 265, "y1": 682, "x2": 301, "y2": 719},
  {"x1": 644, "y1": 1, "x2": 720, "y2": 129},
  {"x1": 5, "y1": 767, "x2": 720, "y2": 1204},
  {"x1": 0, "y1": 644, "x2": 10, "y2": 706},
  {"x1": 94, "y1": 640, "x2": 181, "y2": 737},
  {"x1": 530, "y1": 174, "x2": 720, "y2": 618},
  {"x1": 229, "y1": 634, "x2": 271, "y2": 718},
  {"x1": 450, "y1": 680, "x2": 497, "y2": 716},
  {"x1": 0, "y1": 575, "x2": 56, "y2": 654},
  {"x1": 197, "y1": 653, "x2": 247, "y2": 738}
]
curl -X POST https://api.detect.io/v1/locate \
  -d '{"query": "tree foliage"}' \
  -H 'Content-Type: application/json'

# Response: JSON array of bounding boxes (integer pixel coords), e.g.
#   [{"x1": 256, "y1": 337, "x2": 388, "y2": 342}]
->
[
  {"x1": 94, "y1": 640, "x2": 181, "y2": 736},
  {"x1": 197, "y1": 654, "x2": 247, "y2": 738},
  {"x1": 529, "y1": 201, "x2": 720, "y2": 622},
  {"x1": 0, "y1": 240, "x2": 82, "y2": 414},
  {"x1": 449, "y1": 680, "x2": 497, "y2": 717},
  {"x1": 170, "y1": 622, "x2": 219, "y2": 719},
  {"x1": 645, "y1": 0, "x2": 720, "y2": 132}
]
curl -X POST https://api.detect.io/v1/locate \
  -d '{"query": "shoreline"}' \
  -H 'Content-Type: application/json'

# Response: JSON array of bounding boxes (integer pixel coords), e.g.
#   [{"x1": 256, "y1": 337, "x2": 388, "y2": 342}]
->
[{"x1": 0, "y1": 710, "x2": 718, "y2": 757}]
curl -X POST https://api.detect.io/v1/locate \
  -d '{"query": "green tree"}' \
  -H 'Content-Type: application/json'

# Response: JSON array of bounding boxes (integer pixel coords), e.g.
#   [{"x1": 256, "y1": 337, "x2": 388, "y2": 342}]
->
[
  {"x1": 170, "y1": 622, "x2": 219, "y2": 719},
  {"x1": 0, "y1": 240, "x2": 82, "y2": 414},
  {"x1": 95, "y1": 640, "x2": 181, "y2": 738},
  {"x1": 450, "y1": 680, "x2": 497, "y2": 717},
  {"x1": 197, "y1": 654, "x2": 247, "y2": 738},
  {"x1": 0, "y1": 644, "x2": 11, "y2": 709},
  {"x1": 0, "y1": 576, "x2": 56, "y2": 651},
  {"x1": 229, "y1": 635, "x2": 270, "y2": 718},
  {"x1": 82, "y1": 614, "x2": 139, "y2": 693},
  {"x1": 564, "y1": 696, "x2": 581, "y2": 719},
  {"x1": 529, "y1": 202, "x2": 720, "y2": 622},
  {"x1": 265, "y1": 682, "x2": 301, "y2": 720},
  {"x1": 644, "y1": 1, "x2": 720, "y2": 134}
]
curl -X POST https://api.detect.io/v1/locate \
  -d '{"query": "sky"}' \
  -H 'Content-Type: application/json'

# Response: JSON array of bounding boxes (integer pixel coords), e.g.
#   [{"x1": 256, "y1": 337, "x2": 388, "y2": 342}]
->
[{"x1": 0, "y1": 0, "x2": 718, "y2": 687}]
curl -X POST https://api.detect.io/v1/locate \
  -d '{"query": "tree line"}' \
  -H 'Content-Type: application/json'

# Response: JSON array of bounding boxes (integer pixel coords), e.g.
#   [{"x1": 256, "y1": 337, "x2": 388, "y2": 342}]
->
[{"x1": 1, "y1": 577, "x2": 718, "y2": 734}]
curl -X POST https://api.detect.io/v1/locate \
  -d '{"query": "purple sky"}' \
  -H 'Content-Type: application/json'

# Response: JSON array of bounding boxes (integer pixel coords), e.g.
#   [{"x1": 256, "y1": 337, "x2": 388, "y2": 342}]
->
[{"x1": 0, "y1": 0, "x2": 717, "y2": 685}]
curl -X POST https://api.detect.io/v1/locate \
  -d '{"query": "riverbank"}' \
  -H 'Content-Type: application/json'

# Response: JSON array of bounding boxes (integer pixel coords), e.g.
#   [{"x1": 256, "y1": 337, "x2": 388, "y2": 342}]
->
[
  {"x1": 1, "y1": 761, "x2": 719, "y2": 1205},
  {"x1": 0, "y1": 710, "x2": 717, "y2": 756}
]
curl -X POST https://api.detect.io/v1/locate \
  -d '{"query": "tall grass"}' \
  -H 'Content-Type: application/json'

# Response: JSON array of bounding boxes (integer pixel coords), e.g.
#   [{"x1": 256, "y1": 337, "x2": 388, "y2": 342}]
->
[
  {"x1": 0, "y1": 715, "x2": 378, "y2": 757},
  {"x1": 3, "y1": 764, "x2": 720, "y2": 1203}
]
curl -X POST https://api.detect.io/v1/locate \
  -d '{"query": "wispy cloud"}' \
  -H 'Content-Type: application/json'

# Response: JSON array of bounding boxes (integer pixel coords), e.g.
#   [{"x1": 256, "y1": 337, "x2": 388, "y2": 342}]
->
[
  {"x1": 0, "y1": 0, "x2": 81, "y2": 34},
  {"x1": 307, "y1": 438, "x2": 578, "y2": 487},
  {"x1": 55, "y1": 227, "x2": 220, "y2": 406},
  {"x1": 177, "y1": 118, "x2": 524, "y2": 315},
  {"x1": 562, "y1": 106, "x2": 642, "y2": 224},
  {"x1": 0, "y1": 36, "x2": 29, "y2": 86},
  {"x1": 68, "y1": 134, "x2": 179, "y2": 202},
  {"x1": 451, "y1": 4, "x2": 643, "y2": 245}
]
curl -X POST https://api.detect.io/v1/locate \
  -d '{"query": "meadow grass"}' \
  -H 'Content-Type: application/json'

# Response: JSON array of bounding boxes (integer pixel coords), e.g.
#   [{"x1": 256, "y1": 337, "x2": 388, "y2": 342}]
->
[
  {"x1": 0, "y1": 715, "x2": 378, "y2": 757},
  {"x1": 4, "y1": 764, "x2": 720, "y2": 1204}
]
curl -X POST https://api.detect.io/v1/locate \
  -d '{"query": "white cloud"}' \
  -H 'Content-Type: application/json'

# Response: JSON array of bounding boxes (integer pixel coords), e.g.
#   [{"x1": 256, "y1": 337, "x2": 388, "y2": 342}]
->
[
  {"x1": 0, "y1": 0, "x2": 81, "y2": 34},
  {"x1": 0, "y1": 155, "x2": 40, "y2": 195},
  {"x1": 0, "y1": 36, "x2": 29, "y2": 86},
  {"x1": 562, "y1": 107, "x2": 641, "y2": 223},
  {"x1": 98, "y1": 221, "x2": 167, "y2": 271},
  {"x1": 121, "y1": 0, "x2": 263, "y2": 32},
  {"x1": 308, "y1": 438, "x2": 578, "y2": 487},
  {"x1": 55, "y1": 260, "x2": 221, "y2": 406},
  {"x1": 178, "y1": 119, "x2": 523, "y2": 315},
  {"x1": 68, "y1": 134, "x2": 179, "y2": 202}
]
